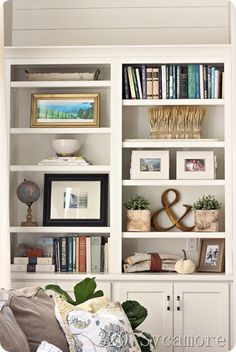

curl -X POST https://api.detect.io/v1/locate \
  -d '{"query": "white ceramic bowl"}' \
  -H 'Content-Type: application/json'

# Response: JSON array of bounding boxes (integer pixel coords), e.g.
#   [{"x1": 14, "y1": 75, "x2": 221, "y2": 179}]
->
[{"x1": 51, "y1": 139, "x2": 81, "y2": 156}]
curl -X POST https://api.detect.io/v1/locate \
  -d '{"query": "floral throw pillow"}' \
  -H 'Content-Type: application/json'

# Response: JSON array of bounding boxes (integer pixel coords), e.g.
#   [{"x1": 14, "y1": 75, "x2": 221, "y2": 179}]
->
[{"x1": 55, "y1": 298, "x2": 141, "y2": 352}]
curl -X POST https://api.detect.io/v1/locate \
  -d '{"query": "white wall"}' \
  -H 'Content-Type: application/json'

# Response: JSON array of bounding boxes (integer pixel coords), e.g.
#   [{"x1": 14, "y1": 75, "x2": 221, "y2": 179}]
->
[{"x1": 11, "y1": 0, "x2": 230, "y2": 46}]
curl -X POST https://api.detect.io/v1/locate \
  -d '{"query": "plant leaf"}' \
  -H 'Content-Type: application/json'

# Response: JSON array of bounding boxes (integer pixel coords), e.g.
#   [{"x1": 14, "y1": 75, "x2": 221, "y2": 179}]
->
[
  {"x1": 45, "y1": 284, "x2": 76, "y2": 305},
  {"x1": 90, "y1": 290, "x2": 104, "y2": 300},
  {"x1": 73, "y1": 277, "x2": 103, "y2": 304},
  {"x1": 122, "y1": 300, "x2": 147, "y2": 330}
]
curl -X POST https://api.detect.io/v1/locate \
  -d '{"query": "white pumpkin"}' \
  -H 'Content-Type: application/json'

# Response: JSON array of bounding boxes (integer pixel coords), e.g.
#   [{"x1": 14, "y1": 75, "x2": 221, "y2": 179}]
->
[{"x1": 175, "y1": 249, "x2": 196, "y2": 274}]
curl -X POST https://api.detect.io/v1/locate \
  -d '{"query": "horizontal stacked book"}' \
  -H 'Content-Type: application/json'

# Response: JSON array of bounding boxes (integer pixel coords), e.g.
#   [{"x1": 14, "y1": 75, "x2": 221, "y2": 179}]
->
[
  {"x1": 123, "y1": 64, "x2": 224, "y2": 100},
  {"x1": 11, "y1": 235, "x2": 109, "y2": 273},
  {"x1": 38, "y1": 156, "x2": 90, "y2": 166}
]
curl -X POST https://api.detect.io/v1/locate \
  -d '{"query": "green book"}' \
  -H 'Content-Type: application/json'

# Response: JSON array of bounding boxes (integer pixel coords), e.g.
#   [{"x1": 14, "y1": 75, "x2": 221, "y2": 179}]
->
[
  {"x1": 91, "y1": 236, "x2": 101, "y2": 273},
  {"x1": 188, "y1": 64, "x2": 196, "y2": 99}
]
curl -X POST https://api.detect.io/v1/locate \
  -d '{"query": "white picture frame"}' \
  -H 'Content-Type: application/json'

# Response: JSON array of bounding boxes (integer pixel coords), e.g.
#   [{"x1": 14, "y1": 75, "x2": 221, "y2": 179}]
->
[
  {"x1": 176, "y1": 151, "x2": 215, "y2": 180},
  {"x1": 130, "y1": 150, "x2": 169, "y2": 179}
]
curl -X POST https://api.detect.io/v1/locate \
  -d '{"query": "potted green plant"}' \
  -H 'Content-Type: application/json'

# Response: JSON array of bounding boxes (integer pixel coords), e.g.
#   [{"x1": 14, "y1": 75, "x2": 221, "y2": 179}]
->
[
  {"x1": 124, "y1": 195, "x2": 151, "y2": 232},
  {"x1": 192, "y1": 195, "x2": 221, "y2": 232},
  {"x1": 46, "y1": 278, "x2": 154, "y2": 352}
]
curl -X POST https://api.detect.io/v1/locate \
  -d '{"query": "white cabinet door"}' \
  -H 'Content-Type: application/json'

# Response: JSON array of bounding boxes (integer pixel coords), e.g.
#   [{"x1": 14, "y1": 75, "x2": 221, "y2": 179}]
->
[
  {"x1": 117, "y1": 282, "x2": 173, "y2": 352},
  {"x1": 174, "y1": 282, "x2": 229, "y2": 352}
]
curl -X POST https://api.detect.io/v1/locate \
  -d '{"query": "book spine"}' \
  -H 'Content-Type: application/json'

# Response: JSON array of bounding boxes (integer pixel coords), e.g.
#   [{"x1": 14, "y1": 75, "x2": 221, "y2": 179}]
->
[
  {"x1": 79, "y1": 236, "x2": 86, "y2": 272},
  {"x1": 11, "y1": 264, "x2": 27, "y2": 272},
  {"x1": 27, "y1": 264, "x2": 36, "y2": 272},
  {"x1": 127, "y1": 66, "x2": 136, "y2": 99},
  {"x1": 195, "y1": 64, "x2": 200, "y2": 99},
  {"x1": 211, "y1": 66, "x2": 215, "y2": 99},
  {"x1": 166, "y1": 65, "x2": 170, "y2": 99},
  {"x1": 75, "y1": 236, "x2": 80, "y2": 272},
  {"x1": 158, "y1": 66, "x2": 162, "y2": 99},
  {"x1": 169, "y1": 65, "x2": 173, "y2": 99},
  {"x1": 180, "y1": 66, "x2": 188, "y2": 99},
  {"x1": 60, "y1": 237, "x2": 67, "y2": 272},
  {"x1": 86, "y1": 236, "x2": 91, "y2": 273},
  {"x1": 152, "y1": 67, "x2": 159, "y2": 99},
  {"x1": 67, "y1": 236, "x2": 73, "y2": 272},
  {"x1": 35, "y1": 264, "x2": 55, "y2": 272},
  {"x1": 54, "y1": 238, "x2": 60, "y2": 272},
  {"x1": 214, "y1": 69, "x2": 221, "y2": 99},
  {"x1": 146, "y1": 67, "x2": 153, "y2": 99},
  {"x1": 188, "y1": 64, "x2": 196, "y2": 99},
  {"x1": 203, "y1": 64, "x2": 208, "y2": 99},
  {"x1": 73, "y1": 236, "x2": 76, "y2": 272},
  {"x1": 14, "y1": 257, "x2": 29, "y2": 264},
  {"x1": 132, "y1": 66, "x2": 140, "y2": 99},
  {"x1": 91, "y1": 236, "x2": 102, "y2": 273},
  {"x1": 104, "y1": 242, "x2": 109, "y2": 273},
  {"x1": 172, "y1": 65, "x2": 176, "y2": 99},
  {"x1": 176, "y1": 65, "x2": 180, "y2": 99},
  {"x1": 141, "y1": 65, "x2": 147, "y2": 99},
  {"x1": 135, "y1": 67, "x2": 143, "y2": 99},
  {"x1": 161, "y1": 65, "x2": 166, "y2": 99},
  {"x1": 199, "y1": 64, "x2": 204, "y2": 99},
  {"x1": 207, "y1": 65, "x2": 211, "y2": 99},
  {"x1": 123, "y1": 66, "x2": 130, "y2": 99}
]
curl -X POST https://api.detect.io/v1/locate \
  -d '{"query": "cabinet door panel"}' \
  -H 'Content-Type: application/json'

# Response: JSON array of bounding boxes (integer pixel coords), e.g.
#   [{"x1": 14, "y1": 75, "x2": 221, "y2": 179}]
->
[
  {"x1": 117, "y1": 282, "x2": 173, "y2": 352},
  {"x1": 174, "y1": 283, "x2": 229, "y2": 351}
]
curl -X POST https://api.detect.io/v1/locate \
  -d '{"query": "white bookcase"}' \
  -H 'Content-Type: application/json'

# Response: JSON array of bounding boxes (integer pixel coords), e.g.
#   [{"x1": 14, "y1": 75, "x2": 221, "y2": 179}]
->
[
  {"x1": 4, "y1": 47, "x2": 234, "y2": 349},
  {"x1": 5, "y1": 45, "x2": 233, "y2": 277}
]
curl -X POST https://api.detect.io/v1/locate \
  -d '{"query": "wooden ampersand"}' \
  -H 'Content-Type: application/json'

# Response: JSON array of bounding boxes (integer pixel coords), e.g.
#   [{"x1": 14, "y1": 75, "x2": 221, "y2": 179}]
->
[{"x1": 151, "y1": 189, "x2": 194, "y2": 232}]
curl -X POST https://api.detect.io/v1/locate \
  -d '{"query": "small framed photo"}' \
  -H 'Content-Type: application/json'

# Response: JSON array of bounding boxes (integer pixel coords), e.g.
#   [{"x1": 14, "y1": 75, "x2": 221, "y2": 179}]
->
[
  {"x1": 176, "y1": 151, "x2": 215, "y2": 179},
  {"x1": 130, "y1": 150, "x2": 169, "y2": 179},
  {"x1": 43, "y1": 174, "x2": 108, "y2": 226},
  {"x1": 197, "y1": 239, "x2": 225, "y2": 273},
  {"x1": 31, "y1": 93, "x2": 99, "y2": 127}
]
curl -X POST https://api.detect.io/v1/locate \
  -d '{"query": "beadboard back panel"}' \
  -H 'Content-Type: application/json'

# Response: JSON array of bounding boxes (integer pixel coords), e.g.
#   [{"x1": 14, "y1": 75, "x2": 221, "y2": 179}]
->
[{"x1": 12, "y1": 0, "x2": 230, "y2": 46}]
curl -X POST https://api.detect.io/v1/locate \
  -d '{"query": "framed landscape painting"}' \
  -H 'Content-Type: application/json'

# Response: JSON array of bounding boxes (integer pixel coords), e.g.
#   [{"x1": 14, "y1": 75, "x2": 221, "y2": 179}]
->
[{"x1": 31, "y1": 93, "x2": 99, "y2": 127}]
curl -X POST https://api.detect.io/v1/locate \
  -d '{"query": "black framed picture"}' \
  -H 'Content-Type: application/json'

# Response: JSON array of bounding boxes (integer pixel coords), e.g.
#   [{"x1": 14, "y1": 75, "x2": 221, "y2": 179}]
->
[{"x1": 43, "y1": 174, "x2": 108, "y2": 226}]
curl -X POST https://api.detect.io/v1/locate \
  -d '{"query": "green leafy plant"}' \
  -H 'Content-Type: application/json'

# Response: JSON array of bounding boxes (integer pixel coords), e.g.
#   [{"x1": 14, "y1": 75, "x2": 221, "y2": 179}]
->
[
  {"x1": 192, "y1": 194, "x2": 221, "y2": 210},
  {"x1": 124, "y1": 195, "x2": 151, "y2": 210},
  {"x1": 46, "y1": 277, "x2": 154, "y2": 352},
  {"x1": 45, "y1": 277, "x2": 103, "y2": 305}
]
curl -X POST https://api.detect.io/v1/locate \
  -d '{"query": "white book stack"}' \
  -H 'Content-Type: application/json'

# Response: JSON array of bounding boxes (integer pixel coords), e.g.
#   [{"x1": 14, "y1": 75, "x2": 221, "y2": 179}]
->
[
  {"x1": 38, "y1": 156, "x2": 90, "y2": 166},
  {"x1": 11, "y1": 257, "x2": 55, "y2": 272}
]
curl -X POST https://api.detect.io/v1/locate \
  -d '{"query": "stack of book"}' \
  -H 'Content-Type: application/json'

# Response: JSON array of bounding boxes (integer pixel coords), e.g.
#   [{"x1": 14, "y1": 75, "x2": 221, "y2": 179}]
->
[
  {"x1": 11, "y1": 235, "x2": 109, "y2": 274},
  {"x1": 11, "y1": 257, "x2": 55, "y2": 272},
  {"x1": 123, "y1": 64, "x2": 224, "y2": 100},
  {"x1": 38, "y1": 156, "x2": 90, "y2": 166}
]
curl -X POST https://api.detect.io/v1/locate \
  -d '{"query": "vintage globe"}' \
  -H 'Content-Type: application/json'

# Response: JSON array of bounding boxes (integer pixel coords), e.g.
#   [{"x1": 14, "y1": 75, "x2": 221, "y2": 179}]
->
[{"x1": 17, "y1": 179, "x2": 40, "y2": 206}]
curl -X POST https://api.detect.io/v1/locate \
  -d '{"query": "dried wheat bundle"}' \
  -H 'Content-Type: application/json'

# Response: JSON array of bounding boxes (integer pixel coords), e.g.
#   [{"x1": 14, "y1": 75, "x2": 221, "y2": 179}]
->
[{"x1": 148, "y1": 106, "x2": 206, "y2": 139}]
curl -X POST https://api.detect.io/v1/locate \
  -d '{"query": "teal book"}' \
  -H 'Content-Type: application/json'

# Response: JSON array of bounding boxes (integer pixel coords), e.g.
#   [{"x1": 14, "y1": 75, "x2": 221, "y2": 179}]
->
[
  {"x1": 67, "y1": 236, "x2": 73, "y2": 272},
  {"x1": 188, "y1": 64, "x2": 196, "y2": 99},
  {"x1": 91, "y1": 236, "x2": 101, "y2": 273}
]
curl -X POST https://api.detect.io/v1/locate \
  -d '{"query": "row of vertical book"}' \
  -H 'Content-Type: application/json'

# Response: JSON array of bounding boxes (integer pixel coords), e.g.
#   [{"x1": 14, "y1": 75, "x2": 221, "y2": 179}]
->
[
  {"x1": 123, "y1": 64, "x2": 224, "y2": 100},
  {"x1": 12, "y1": 236, "x2": 109, "y2": 273}
]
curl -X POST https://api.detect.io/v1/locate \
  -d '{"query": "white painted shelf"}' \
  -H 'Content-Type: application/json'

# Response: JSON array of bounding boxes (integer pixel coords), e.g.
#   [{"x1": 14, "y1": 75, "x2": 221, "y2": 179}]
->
[
  {"x1": 123, "y1": 180, "x2": 225, "y2": 186},
  {"x1": 122, "y1": 232, "x2": 226, "y2": 239},
  {"x1": 123, "y1": 139, "x2": 225, "y2": 148},
  {"x1": 10, "y1": 165, "x2": 111, "y2": 172},
  {"x1": 10, "y1": 226, "x2": 111, "y2": 234},
  {"x1": 10, "y1": 127, "x2": 111, "y2": 135},
  {"x1": 123, "y1": 99, "x2": 224, "y2": 106},
  {"x1": 11, "y1": 80, "x2": 111, "y2": 88}
]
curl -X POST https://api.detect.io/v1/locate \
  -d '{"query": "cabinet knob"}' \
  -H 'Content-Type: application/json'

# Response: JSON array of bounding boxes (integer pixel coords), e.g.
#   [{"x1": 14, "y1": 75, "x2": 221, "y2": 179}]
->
[
  {"x1": 176, "y1": 295, "x2": 181, "y2": 311},
  {"x1": 166, "y1": 295, "x2": 171, "y2": 311}
]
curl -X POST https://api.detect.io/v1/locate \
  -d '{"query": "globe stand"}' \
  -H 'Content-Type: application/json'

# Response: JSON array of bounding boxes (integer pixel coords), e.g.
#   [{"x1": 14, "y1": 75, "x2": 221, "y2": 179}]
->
[{"x1": 21, "y1": 205, "x2": 38, "y2": 227}]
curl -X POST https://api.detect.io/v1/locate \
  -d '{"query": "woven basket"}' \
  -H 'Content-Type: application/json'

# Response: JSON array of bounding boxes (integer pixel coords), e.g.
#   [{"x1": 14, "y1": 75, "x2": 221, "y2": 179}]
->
[{"x1": 148, "y1": 106, "x2": 206, "y2": 139}]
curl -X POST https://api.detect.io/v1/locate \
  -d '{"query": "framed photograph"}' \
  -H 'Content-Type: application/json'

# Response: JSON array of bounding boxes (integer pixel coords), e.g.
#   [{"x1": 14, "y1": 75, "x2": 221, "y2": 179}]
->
[
  {"x1": 197, "y1": 239, "x2": 225, "y2": 273},
  {"x1": 130, "y1": 150, "x2": 169, "y2": 179},
  {"x1": 176, "y1": 151, "x2": 215, "y2": 180},
  {"x1": 43, "y1": 174, "x2": 108, "y2": 226},
  {"x1": 31, "y1": 93, "x2": 99, "y2": 127}
]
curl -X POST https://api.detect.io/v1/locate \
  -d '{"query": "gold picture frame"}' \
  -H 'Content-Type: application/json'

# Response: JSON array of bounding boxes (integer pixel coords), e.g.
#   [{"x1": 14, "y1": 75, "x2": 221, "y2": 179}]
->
[
  {"x1": 197, "y1": 239, "x2": 225, "y2": 273},
  {"x1": 31, "y1": 93, "x2": 99, "y2": 127}
]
